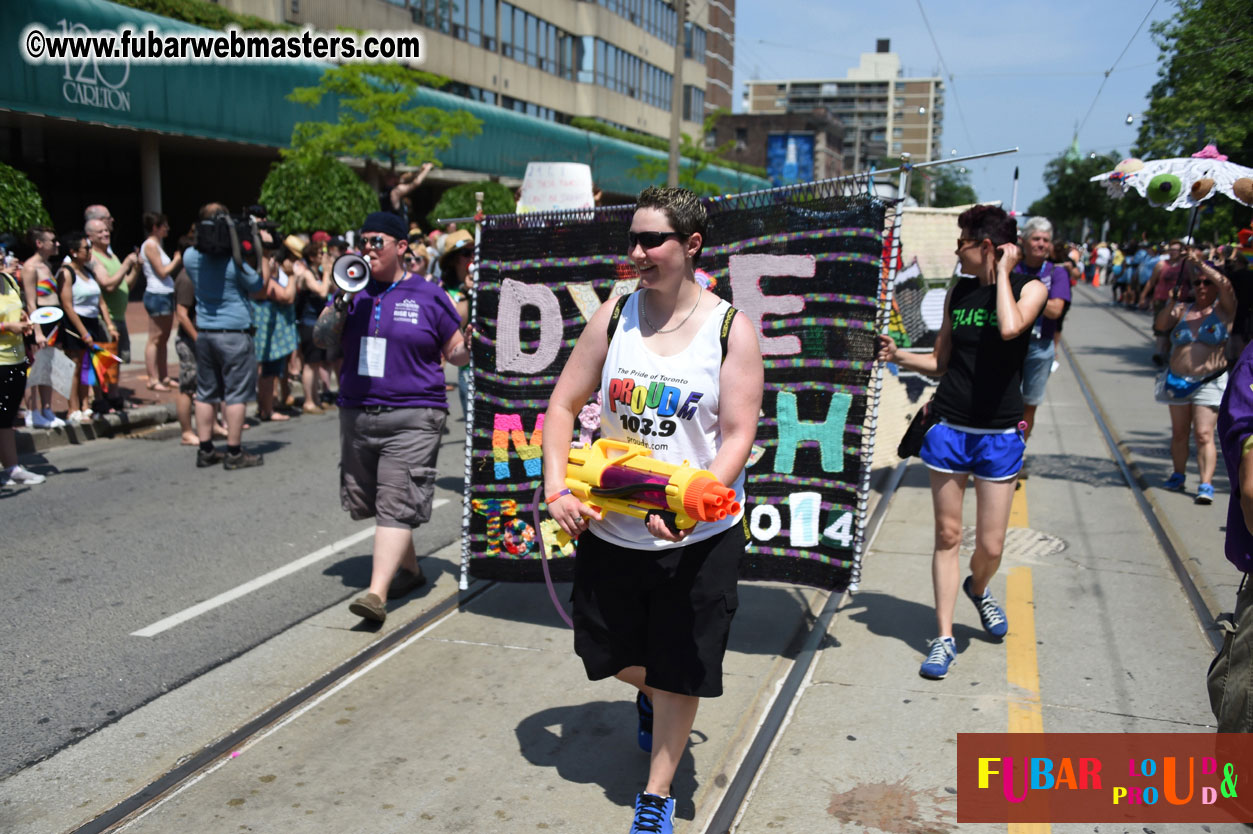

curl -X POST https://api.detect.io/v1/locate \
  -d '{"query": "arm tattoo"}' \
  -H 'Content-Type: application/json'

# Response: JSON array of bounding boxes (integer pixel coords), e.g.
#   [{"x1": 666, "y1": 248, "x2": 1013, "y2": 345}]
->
[{"x1": 313, "y1": 303, "x2": 348, "y2": 350}]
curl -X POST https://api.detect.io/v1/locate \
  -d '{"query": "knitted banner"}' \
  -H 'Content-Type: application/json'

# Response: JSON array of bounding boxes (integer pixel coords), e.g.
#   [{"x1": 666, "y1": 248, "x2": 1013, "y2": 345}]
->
[{"x1": 465, "y1": 189, "x2": 887, "y2": 591}]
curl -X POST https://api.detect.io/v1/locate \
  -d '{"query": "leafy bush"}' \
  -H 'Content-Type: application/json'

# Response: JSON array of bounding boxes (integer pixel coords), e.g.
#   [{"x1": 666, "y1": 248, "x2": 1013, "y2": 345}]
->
[
  {"x1": 0, "y1": 162, "x2": 51, "y2": 238},
  {"x1": 427, "y1": 181, "x2": 516, "y2": 227},
  {"x1": 258, "y1": 157, "x2": 377, "y2": 235}
]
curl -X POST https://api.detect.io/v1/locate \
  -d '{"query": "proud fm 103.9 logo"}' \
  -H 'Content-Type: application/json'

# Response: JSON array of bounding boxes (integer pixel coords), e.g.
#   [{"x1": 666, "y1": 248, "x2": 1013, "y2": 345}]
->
[
  {"x1": 957, "y1": 733, "x2": 1253, "y2": 825},
  {"x1": 52, "y1": 19, "x2": 132, "y2": 113}
]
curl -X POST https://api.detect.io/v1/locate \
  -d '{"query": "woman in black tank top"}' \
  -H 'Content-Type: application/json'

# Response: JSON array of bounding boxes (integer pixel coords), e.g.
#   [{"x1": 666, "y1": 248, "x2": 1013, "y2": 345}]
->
[{"x1": 877, "y1": 205, "x2": 1047, "y2": 680}]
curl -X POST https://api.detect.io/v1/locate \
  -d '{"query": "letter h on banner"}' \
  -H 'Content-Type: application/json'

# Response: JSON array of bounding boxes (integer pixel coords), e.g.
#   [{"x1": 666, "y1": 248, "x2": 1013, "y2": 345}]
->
[{"x1": 774, "y1": 391, "x2": 851, "y2": 474}]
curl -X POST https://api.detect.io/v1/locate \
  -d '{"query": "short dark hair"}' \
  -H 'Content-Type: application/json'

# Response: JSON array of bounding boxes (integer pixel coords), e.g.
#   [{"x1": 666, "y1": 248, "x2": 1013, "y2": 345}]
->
[
  {"x1": 142, "y1": 212, "x2": 169, "y2": 236},
  {"x1": 61, "y1": 230, "x2": 90, "y2": 255},
  {"x1": 957, "y1": 204, "x2": 1017, "y2": 247},
  {"x1": 27, "y1": 225, "x2": 55, "y2": 248},
  {"x1": 636, "y1": 186, "x2": 708, "y2": 260}
]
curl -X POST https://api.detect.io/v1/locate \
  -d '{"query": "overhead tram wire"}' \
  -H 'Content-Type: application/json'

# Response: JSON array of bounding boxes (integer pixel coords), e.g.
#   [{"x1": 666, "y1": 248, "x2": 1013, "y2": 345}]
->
[
  {"x1": 1075, "y1": 0, "x2": 1160, "y2": 140},
  {"x1": 913, "y1": 0, "x2": 977, "y2": 158}
]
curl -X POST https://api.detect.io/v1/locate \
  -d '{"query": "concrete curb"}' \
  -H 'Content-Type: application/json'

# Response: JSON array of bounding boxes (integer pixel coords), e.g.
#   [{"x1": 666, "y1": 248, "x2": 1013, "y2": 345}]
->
[{"x1": 16, "y1": 403, "x2": 177, "y2": 455}]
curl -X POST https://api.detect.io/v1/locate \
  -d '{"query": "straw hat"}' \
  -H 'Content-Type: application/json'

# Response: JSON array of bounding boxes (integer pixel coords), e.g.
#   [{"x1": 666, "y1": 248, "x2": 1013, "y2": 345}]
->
[
  {"x1": 439, "y1": 229, "x2": 474, "y2": 268},
  {"x1": 283, "y1": 233, "x2": 309, "y2": 260}
]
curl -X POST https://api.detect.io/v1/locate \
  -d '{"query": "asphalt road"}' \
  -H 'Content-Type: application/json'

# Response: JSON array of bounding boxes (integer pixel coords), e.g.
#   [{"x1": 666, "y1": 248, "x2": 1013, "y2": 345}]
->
[{"x1": 1, "y1": 397, "x2": 469, "y2": 779}]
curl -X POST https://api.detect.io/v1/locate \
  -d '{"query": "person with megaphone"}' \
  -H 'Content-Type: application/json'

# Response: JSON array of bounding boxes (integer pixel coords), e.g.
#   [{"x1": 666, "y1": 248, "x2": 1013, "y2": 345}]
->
[{"x1": 313, "y1": 212, "x2": 471, "y2": 623}]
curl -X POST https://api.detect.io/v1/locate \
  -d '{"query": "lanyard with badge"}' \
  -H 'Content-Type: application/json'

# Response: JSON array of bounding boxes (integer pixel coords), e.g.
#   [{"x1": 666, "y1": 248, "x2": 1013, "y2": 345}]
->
[{"x1": 359, "y1": 277, "x2": 404, "y2": 377}]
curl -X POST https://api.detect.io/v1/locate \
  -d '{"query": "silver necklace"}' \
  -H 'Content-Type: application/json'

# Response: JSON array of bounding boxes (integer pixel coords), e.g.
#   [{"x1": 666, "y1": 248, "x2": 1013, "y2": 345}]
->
[{"x1": 642, "y1": 288, "x2": 701, "y2": 334}]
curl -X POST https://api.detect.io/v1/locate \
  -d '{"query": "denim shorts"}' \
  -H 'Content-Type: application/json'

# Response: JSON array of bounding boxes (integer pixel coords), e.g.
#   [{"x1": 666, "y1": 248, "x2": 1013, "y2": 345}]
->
[
  {"x1": 920, "y1": 421, "x2": 1025, "y2": 481},
  {"x1": 1021, "y1": 338, "x2": 1055, "y2": 407},
  {"x1": 143, "y1": 291, "x2": 175, "y2": 317}
]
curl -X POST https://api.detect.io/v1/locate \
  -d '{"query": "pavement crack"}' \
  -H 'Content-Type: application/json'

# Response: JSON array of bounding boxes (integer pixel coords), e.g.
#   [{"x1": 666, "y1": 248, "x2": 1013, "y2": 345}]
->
[{"x1": 421, "y1": 637, "x2": 546, "y2": 653}]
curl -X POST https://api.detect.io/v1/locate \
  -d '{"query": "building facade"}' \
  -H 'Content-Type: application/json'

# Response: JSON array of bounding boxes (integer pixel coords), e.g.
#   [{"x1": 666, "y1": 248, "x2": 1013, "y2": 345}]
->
[
  {"x1": 225, "y1": 0, "x2": 735, "y2": 140},
  {"x1": 744, "y1": 39, "x2": 943, "y2": 174},
  {"x1": 710, "y1": 110, "x2": 843, "y2": 184}
]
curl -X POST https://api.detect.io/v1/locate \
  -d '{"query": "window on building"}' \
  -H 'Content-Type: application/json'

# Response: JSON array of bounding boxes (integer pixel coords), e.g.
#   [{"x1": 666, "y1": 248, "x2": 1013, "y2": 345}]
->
[
  {"x1": 577, "y1": 35, "x2": 594, "y2": 83},
  {"x1": 482, "y1": 0, "x2": 496, "y2": 49},
  {"x1": 892, "y1": 127, "x2": 903, "y2": 137},
  {"x1": 499, "y1": 3, "x2": 513, "y2": 57},
  {"x1": 465, "y1": 0, "x2": 481, "y2": 46}
]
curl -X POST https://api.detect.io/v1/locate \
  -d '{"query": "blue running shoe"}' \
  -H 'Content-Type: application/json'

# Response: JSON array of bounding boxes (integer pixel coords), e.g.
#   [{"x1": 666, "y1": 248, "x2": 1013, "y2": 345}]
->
[
  {"x1": 1163, "y1": 472, "x2": 1186, "y2": 491},
  {"x1": 919, "y1": 637, "x2": 956, "y2": 679},
  {"x1": 1196, "y1": 483, "x2": 1214, "y2": 505},
  {"x1": 636, "y1": 692, "x2": 653, "y2": 753},
  {"x1": 629, "y1": 793, "x2": 674, "y2": 834},
  {"x1": 964, "y1": 575, "x2": 1009, "y2": 638}
]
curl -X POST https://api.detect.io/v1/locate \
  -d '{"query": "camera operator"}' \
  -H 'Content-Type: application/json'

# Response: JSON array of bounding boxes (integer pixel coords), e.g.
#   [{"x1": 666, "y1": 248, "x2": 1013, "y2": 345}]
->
[
  {"x1": 184, "y1": 202, "x2": 270, "y2": 470},
  {"x1": 313, "y1": 212, "x2": 469, "y2": 622}
]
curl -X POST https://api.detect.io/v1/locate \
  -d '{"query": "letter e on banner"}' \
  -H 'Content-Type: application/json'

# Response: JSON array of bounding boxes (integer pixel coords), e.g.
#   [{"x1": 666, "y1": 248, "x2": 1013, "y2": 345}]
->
[
  {"x1": 497, "y1": 278, "x2": 562, "y2": 373},
  {"x1": 728, "y1": 254, "x2": 815, "y2": 355}
]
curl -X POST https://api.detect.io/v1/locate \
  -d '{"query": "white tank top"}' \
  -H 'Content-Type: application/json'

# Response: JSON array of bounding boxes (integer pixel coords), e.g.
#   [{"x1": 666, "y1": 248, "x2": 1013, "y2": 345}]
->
[
  {"x1": 592, "y1": 290, "x2": 745, "y2": 550},
  {"x1": 69, "y1": 266, "x2": 101, "y2": 318},
  {"x1": 141, "y1": 238, "x2": 174, "y2": 294}
]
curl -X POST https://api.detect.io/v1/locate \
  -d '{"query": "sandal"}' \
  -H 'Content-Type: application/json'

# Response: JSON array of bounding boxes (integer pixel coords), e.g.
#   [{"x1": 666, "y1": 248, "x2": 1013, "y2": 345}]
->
[
  {"x1": 257, "y1": 411, "x2": 291, "y2": 422},
  {"x1": 147, "y1": 382, "x2": 172, "y2": 392}
]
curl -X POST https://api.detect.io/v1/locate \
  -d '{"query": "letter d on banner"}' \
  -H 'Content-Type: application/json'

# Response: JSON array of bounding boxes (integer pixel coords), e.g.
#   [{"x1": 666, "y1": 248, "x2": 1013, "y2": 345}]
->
[{"x1": 497, "y1": 278, "x2": 562, "y2": 373}]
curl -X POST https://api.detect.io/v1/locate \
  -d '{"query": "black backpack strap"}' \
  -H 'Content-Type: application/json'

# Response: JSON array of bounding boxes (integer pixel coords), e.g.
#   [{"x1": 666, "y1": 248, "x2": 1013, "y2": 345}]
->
[
  {"x1": 718, "y1": 304, "x2": 738, "y2": 365},
  {"x1": 605, "y1": 293, "x2": 630, "y2": 343}
]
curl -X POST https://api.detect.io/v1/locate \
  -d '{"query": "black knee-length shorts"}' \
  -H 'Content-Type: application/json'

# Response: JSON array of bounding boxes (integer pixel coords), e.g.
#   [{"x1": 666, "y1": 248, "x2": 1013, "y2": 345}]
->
[{"x1": 571, "y1": 523, "x2": 744, "y2": 698}]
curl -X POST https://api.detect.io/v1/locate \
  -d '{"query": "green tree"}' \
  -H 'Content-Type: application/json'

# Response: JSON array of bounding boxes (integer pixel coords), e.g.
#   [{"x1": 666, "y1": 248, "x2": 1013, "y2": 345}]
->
[
  {"x1": 286, "y1": 64, "x2": 482, "y2": 178},
  {"x1": 1136, "y1": 0, "x2": 1252, "y2": 164},
  {"x1": 259, "y1": 156, "x2": 377, "y2": 235},
  {"x1": 1027, "y1": 150, "x2": 1124, "y2": 241},
  {"x1": 0, "y1": 161, "x2": 51, "y2": 238},
  {"x1": 427, "y1": 182, "x2": 516, "y2": 228},
  {"x1": 1132, "y1": 0, "x2": 1253, "y2": 241}
]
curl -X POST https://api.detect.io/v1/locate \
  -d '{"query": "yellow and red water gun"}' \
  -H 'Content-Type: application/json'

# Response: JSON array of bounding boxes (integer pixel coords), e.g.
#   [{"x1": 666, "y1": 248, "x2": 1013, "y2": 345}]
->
[{"x1": 554, "y1": 438, "x2": 741, "y2": 545}]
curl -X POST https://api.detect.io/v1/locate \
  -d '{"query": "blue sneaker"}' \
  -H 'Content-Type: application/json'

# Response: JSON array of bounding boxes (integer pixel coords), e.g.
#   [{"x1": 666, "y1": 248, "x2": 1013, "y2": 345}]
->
[
  {"x1": 629, "y1": 793, "x2": 674, "y2": 834},
  {"x1": 964, "y1": 575, "x2": 1009, "y2": 638},
  {"x1": 919, "y1": 637, "x2": 956, "y2": 679},
  {"x1": 636, "y1": 692, "x2": 653, "y2": 753},
  {"x1": 1163, "y1": 472, "x2": 1186, "y2": 491},
  {"x1": 1196, "y1": 483, "x2": 1214, "y2": 505}
]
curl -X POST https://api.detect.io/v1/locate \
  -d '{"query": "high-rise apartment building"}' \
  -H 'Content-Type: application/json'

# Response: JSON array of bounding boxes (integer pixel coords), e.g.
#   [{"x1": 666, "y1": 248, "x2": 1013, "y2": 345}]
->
[
  {"x1": 743, "y1": 39, "x2": 943, "y2": 174},
  {"x1": 223, "y1": 0, "x2": 734, "y2": 141}
]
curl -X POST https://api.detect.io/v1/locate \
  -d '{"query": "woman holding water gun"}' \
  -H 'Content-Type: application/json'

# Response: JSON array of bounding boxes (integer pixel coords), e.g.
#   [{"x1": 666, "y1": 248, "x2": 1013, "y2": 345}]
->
[{"x1": 541, "y1": 186, "x2": 763, "y2": 834}]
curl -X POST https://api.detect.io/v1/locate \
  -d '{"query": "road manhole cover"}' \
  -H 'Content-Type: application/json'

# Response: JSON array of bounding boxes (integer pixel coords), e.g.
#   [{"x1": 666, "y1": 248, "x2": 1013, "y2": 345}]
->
[{"x1": 960, "y1": 526, "x2": 1066, "y2": 560}]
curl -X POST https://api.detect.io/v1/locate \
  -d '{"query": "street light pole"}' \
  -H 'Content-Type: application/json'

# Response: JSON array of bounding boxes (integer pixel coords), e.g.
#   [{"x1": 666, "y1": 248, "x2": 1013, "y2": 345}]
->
[{"x1": 667, "y1": 0, "x2": 687, "y2": 187}]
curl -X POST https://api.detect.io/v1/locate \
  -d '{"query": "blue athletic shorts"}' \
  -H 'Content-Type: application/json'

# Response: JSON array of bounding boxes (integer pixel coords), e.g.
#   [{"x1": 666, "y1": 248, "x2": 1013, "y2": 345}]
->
[{"x1": 920, "y1": 421, "x2": 1025, "y2": 481}]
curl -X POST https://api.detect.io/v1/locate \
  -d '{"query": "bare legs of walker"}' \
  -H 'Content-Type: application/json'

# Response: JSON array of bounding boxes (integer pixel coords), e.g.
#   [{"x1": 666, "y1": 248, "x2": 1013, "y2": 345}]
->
[
  {"x1": 922, "y1": 471, "x2": 1014, "y2": 679},
  {"x1": 348, "y1": 526, "x2": 424, "y2": 623},
  {"x1": 615, "y1": 666, "x2": 698, "y2": 802}
]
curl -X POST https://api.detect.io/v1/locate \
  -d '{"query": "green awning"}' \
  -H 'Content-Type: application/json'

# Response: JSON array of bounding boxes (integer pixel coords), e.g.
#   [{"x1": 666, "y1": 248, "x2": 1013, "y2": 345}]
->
[{"x1": 0, "y1": 0, "x2": 767, "y2": 194}]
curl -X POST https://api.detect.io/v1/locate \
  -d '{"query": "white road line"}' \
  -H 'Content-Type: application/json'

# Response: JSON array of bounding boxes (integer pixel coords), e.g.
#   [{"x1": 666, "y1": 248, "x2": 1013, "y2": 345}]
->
[{"x1": 131, "y1": 499, "x2": 449, "y2": 637}]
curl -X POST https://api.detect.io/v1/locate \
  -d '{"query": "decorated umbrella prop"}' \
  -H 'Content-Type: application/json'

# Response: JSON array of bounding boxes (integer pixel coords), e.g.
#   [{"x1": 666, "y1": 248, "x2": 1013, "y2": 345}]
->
[{"x1": 1091, "y1": 145, "x2": 1253, "y2": 241}]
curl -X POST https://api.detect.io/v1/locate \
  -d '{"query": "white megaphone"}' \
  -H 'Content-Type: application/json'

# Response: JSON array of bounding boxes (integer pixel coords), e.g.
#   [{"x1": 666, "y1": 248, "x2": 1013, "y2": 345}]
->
[{"x1": 332, "y1": 253, "x2": 371, "y2": 294}]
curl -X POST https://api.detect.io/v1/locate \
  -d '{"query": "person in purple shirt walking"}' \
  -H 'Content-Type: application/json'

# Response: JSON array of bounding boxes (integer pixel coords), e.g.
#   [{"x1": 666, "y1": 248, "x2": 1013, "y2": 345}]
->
[
  {"x1": 1015, "y1": 217, "x2": 1071, "y2": 454},
  {"x1": 313, "y1": 212, "x2": 470, "y2": 623},
  {"x1": 1212, "y1": 341, "x2": 1253, "y2": 732}
]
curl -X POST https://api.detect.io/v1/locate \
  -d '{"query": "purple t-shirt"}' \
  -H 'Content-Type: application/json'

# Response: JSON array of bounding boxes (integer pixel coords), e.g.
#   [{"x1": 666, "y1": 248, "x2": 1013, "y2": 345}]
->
[
  {"x1": 1218, "y1": 345, "x2": 1253, "y2": 574},
  {"x1": 1014, "y1": 260, "x2": 1071, "y2": 342},
  {"x1": 337, "y1": 277, "x2": 460, "y2": 409}
]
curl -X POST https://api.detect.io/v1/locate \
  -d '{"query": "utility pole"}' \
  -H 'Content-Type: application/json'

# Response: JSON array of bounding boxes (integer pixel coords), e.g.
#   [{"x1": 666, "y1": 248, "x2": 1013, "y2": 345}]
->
[{"x1": 667, "y1": 0, "x2": 687, "y2": 187}]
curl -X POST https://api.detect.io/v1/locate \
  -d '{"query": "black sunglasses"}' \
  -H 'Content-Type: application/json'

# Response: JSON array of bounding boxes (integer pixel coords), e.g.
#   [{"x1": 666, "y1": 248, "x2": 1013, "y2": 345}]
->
[
  {"x1": 1192, "y1": 279, "x2": 1214, "y2": 288},
  {"x1": 359, "y1": 235, "x2": 390, "y2": 250},
  {"x1": 628, "y1": 231, "x2": 683, "y2": 251}
]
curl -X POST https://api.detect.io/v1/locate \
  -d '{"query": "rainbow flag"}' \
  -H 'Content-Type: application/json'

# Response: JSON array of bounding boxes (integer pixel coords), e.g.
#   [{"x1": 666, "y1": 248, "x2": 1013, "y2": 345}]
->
[{"x1": 36, "y1": 275, "x2": 57, "y2": 297}]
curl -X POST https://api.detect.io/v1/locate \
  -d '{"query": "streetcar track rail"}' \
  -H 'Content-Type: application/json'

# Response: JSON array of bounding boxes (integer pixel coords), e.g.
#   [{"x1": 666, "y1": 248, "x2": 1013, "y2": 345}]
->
[
  {"x1": 1062, "y1": 285, "x2": 1224, "y2": 651},
  {"x1": 71, "y1": 580, "x2": 497, "y2": 834}
]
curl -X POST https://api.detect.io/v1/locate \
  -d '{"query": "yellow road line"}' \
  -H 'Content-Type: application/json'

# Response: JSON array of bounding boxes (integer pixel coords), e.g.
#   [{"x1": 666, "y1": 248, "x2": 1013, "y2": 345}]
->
[
  {"x1": 1006, "y1": 566, "x2": 1050, "y2": 834},
  {"x1": 1009, "y1": 478, "x2": 1029, "y2": 528}
]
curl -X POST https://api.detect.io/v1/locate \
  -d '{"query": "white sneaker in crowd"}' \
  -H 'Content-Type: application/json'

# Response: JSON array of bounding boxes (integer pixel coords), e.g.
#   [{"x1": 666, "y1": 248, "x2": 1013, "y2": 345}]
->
[
  {"x1": 23, "y1": 411, "x2": 33, "y2": 428},
  {"x1": 5, "y1": 465, "x2": 45, "y2": 485},
  {"x1": 66, "y1": 410, "x2": 84, "y2": 424}
]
